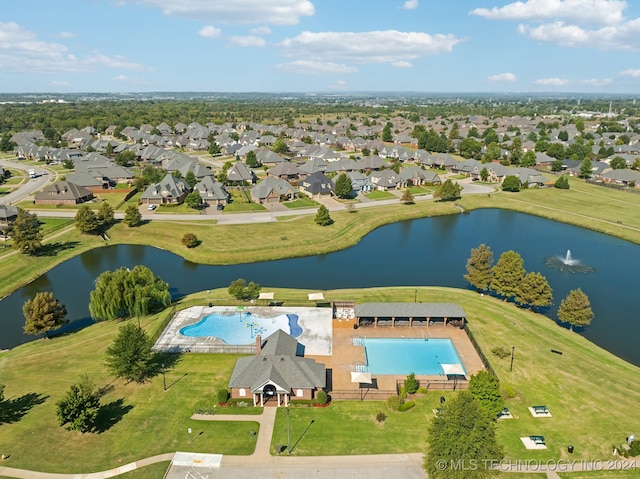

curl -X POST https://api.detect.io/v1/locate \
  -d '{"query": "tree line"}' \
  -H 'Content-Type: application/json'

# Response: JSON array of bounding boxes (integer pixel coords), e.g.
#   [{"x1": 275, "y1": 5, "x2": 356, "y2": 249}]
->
[{"x1": 464, "y1": 244, "x2": 593, "y2": 329}]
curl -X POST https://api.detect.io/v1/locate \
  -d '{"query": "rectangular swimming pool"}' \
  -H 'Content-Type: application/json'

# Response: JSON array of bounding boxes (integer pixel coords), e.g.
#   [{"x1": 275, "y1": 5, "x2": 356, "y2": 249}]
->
[{"x1": 364, "y1": 338, "x2": 467, "y2": 375}]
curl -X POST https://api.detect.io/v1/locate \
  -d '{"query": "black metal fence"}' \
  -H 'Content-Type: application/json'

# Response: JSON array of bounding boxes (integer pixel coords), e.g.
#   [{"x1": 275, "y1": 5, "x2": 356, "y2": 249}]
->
[{"x1": 464, "y1": 322, "x2": 496, "y2": 376}]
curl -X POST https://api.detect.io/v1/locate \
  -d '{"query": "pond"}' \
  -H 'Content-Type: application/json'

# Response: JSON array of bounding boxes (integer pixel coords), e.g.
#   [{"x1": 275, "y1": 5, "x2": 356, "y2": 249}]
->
[{"x1": 1, "y1": 209, "x2": 638, "y2": 366}]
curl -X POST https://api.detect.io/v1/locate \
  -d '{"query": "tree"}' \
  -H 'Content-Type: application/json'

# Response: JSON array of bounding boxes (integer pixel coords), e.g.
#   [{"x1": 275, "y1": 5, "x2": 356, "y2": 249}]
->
[
  {"x1": 23, "y1": 291, "x2": 68, "y2": 339},
  {"x1": 382, "y1": 122, "x2": 392, "y2": 142},
  {"x1": 469, "y1": 371, "x2": 505, "y2": 420},
  {"x1": 401, "y1": 188, "x2": 415, "y2": 204},
  {"x1": 123, "y1": 204, "x2": 142, "y2": 227},
  {"x1": 404, "y1": 372, "x2": 419, "y2": 394},
  {"x1": 459, "y1": 138, "x2": 482, "y2": 159},
  {"x1": 610, "y1": 156, "x2": 627, "y2": 170},
  {"x1": 0, "y1": 133, "x2": 16, "y2": 152},
  {"x1": 56, "y1": 374, "x2": 101, "y2": 433},
  {"x1": 479, "y1": 167, "x2": 489, "y2": 182},
  {"x1": 558, "y1": 130, "x2": 569, "y2": 141},
  {"x1": 334, "y1": 173, "x2": 353, "y2": 199},
  {"x1": 96, "y1": 202, "x2": 114, "y2": 230},
  {"x1": 182, "y1": 232, "x2": 199, "y2": 248},
  {"x1": 184, "y1": 170, "x2": 198, "y2": 188},
  {"x1": 490, "y1": 250, "x2": 525, "y2": 300},
  {"x1": 273, "y1": 137, "x2": 288, "y2": 154},
  {"x1": 227, "y1": 278, "x2": 261, "y2": 301},
  {"x1": 464, "y1": 244, "x2": 494, "y2": 292},
  {"x1": 425, "y1": 390, "x2": 502, "y2": 479},
  {"x1": 185, "y1": 190, "x2": 202, "y2": 209},
  {"x1": 75, "y1": 205, "x2": 99, "y2": 234},
  {"x1": 11, "y1": 208, "x2": 43, "y2": 255},
  {"x1": 245, "y1": 150, "x2": 259, "y2": 168},
  {"x1": 554, "y1": 175, "x2": 570, "y2": 189},
  {"x1": 520, "y1": 151, "x2": 536, "y2": 168},
  {"x1": 434, "y1": 179, "x2": 462, "y2": 201},
  {"x1": 508, "y1": 136, "x2": 523, "y2": 164},
  {"x1": 501, "y1": 175, "x2": 520, "y2": 192},
  {"x1": 579, "y1": 158, "x2": 593, "y2": 179},
  {"x1": 516, "y1": 272, "x2": 553, "y2": 309},
  {"x1": 550, "y1": 159, "x2": 564, "y2": 172},
  {"x1": 105, "y1": 323, "x2": 155, "y2": 383},
  {"x1": 89, "y1": 266, "x2": 171, "y2": 321},
  {"x1": 557, "y1": 288, "x2": 594, "y2": 330},
  {"x1": 115, "y1": 150, "x2": 136, "y2": 166},
  {"x1": 315, "y1": 205, "x2": 334, "y2": 226},
  {"x1": 208, "y1": 142, "x2": 221, "y2": 156}
]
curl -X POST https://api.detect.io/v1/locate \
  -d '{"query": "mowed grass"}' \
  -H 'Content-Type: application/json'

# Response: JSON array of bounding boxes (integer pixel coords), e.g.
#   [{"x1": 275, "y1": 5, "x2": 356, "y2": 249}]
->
[
  {"x1": 365, "y1": 190, "x2": 396, "y2": 200},
  {"x1": 0, "y1": 286, "x2": 639, "y2": 474},
  {"x1": 0, "y1": 312, "x2": 258, "y2": 473}
]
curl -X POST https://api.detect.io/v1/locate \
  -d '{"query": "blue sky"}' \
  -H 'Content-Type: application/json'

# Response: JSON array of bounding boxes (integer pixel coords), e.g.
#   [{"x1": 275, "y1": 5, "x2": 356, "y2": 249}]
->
[{"x1": 2, "y1": 0, "x2": 640, "y2": 93}]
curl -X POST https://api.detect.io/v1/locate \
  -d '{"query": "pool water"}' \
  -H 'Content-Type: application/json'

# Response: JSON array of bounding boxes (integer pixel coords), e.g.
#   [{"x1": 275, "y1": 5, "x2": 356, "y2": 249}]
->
[
  {"x1": 179, "y1": 312, "x2": 301, "y2": 345},
  {"x1": 364, "y1": 338, "x2": 466, "y2": 375}
]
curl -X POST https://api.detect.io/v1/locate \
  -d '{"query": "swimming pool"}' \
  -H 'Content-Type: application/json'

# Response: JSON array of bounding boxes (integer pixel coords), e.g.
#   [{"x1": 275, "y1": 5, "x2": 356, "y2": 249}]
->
[
  {"x1": 363, "y1": 338, "x2": 466, "y2": 375},
  {"x1": 180, "y1": 312, "x2": 301, "y2": 345}
]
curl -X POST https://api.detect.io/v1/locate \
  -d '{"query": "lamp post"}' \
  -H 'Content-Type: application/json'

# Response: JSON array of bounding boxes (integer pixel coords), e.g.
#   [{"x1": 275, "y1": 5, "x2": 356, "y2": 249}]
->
[
  {"x1": 510, "y1": 346, "x2": 515, "y2": 372},
  {"x1": 286, "y1": 407, "x2": 291, "y2": 455},
  {"x1": 414, "y1": 289, "x2": 417, "y2": 303},
  {"x1": 161, "y1": 363, "x2": 167, "y2": 391}
]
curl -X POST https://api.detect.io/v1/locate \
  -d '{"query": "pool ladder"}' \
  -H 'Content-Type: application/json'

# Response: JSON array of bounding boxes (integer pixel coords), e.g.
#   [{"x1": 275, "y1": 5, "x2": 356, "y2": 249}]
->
[
  {"x1": 352, "y1": 337, "x2": 365, "y2": 346},
  {"x1": 354, "y1": 364, "x2": 369, "y2": 372}
]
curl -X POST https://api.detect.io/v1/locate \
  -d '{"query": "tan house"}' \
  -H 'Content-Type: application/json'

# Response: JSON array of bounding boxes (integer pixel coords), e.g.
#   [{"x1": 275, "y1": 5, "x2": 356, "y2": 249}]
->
[{"x1": 34, "y1": 181, "x2": 94, "y2": 205}]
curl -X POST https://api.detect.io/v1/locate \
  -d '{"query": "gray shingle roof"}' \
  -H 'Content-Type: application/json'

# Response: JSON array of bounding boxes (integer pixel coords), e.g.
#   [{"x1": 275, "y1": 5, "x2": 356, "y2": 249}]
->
[{"x1": 355, "y1": 302, "x2": 466, "y2": 318}]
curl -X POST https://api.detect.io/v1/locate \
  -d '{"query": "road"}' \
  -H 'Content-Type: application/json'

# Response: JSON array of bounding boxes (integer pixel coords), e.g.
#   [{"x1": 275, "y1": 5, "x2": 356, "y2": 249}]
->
[{"x1": 0, "y1": 160, "x2": 51, "y2": 205}]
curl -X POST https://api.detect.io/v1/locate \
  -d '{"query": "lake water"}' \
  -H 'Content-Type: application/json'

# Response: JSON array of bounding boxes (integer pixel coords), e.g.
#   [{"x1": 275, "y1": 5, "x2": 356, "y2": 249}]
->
[{"x1": 1, "y1": 209, "x2": 638, "y2": 366}]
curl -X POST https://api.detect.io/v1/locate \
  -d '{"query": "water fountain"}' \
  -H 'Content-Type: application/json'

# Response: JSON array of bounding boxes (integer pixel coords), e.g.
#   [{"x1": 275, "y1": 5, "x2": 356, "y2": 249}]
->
[{"x1": 544, "y1": 249, "x2": 594, "y2": 273}]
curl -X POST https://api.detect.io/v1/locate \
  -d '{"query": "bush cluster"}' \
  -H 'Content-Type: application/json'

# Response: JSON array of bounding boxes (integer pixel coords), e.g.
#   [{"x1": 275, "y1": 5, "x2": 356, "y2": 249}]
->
[
  {"x1": 491, "y1": 346, "x2": 511, "y2": 359},
  {"x1": 217, "y1": 388, "x2": 230, "y2": 404}
]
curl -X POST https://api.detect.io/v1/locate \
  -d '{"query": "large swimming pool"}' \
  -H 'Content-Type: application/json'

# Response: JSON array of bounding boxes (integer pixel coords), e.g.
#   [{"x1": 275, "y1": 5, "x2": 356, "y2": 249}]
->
[
  {"x1": 363, "y1": 338, "x2": 466, "y2": 375},
  {"x1": 180, "y1": 312, "x2": 302, "y2": 345}
]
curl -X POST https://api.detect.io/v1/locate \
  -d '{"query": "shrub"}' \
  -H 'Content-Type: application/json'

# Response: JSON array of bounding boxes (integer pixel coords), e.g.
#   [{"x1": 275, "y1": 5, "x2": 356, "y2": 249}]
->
[
  {"x1": 555, "y1": 175, "x2": 570, "y2": 189},
  {"x1": 501, "y1": 385, "x2": 516, "y2": 399},
  {"x1": 217, "y1": 388, "x2": 230, "y2": 404},
  {"x1": 398, "y1": 400, "x2": 415, "y2": 412},
  {"x1": 376, "y1": 411, "x2": 387, "y2": 423},
  {"x1": 182, "y1": 233, "x2": 199, "y2": 248},
  {"x1": 491, "y1": 346, "x2": 511, "y2": 359},
  {"x1": 404, "y1": 372, "x2": 419, "y2": 394},
  {"x1": 629, "y1": 439, "x2": 640, "y2": 457},
  {"x1": 386, "y1": 395, "x2": 403, "y2": 411},
  {"x1": 416, "y1": 387, "x2": 428, "y2": 394},
  {"x1": 399, "y1": 385, "x2": 407, "y2": 400},
  {"x1": 315, "y1": 390, "x2": 328, "y2": 405}
]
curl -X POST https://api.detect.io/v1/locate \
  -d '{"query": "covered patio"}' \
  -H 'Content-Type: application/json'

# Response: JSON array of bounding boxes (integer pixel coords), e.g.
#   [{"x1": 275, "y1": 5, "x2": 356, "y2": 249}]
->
[{"x1": 354, "y1": 303, "x2": 466, "y2": 328}]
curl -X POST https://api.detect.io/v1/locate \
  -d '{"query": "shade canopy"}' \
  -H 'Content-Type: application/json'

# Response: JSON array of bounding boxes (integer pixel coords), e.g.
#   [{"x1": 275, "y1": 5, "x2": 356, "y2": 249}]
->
[
  {"x1": 258, "y1": 292, "x2": 275, "y2": 300},
  {"x1": 308, "y1": 292, "x2": 325, "y2": 301},
  {"x1": 441, "y1": 364, "x2": 465, "y2": 376},
  {"x1": 350, "y1": 371, "x2": 373, "y2": 384}
]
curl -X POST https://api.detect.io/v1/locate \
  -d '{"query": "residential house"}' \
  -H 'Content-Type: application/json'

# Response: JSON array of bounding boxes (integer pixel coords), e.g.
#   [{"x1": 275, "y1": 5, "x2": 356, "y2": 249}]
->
[
  {"x1": 227, "y1": 162, "x2": 256, "y2": 184},
  {"x1": 140, "y1": 174, "x2": 190, "y2": 205},
  {"x1": 228, "y1": 329, "x2": 326, "y2": 407},
  {"x1": 255, "y1": 147, "x2": 287, "y2": 166},
  {"x1": 599, "y1": 169, "x2": 640, "y2": 188},
  {"x1": 34, "y1": 181, "x2": 94, "y2": 205},
  {"x1": 250, "y1": 177, "x2": 297, "y2": 204},
  {"x1": 355, "y1": 155, "x2": 387, "y2": 171},
  {"x1": 299, "y1": 171, "x2": 334, "y2": 198},
  {"x1": 346, "y1": 171, "x2": 373, "y2": 194},
  {"x1": 369, "y1": 170, "x2": 404, "y2": 190},
  {"x1": 267, "y1": 162, "x2": 303, "y2": 181},
  {"x1": 399, "y1": 166, "x2": 441, "y2": 186},
  {"x1": 0, "y1": 204, "x2": 18, "y2": 234},
  {"x1": 193, "y1": 176, "x2": 230, "y2": 207}
]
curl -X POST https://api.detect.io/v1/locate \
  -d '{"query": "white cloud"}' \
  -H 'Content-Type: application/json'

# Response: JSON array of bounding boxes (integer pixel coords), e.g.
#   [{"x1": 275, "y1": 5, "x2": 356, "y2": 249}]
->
[
  {"x1": 487, "y1": 72, "x2": 517, "y2": 82},
  {"x1": 534, "y1": 77, "x2": 570, "y2": 85},
  {"x1": 580, "y1": 77, "x2": 613, "y2": 86},
  {"x1": 277, "y1": 60, "x2": 358, "y2": 75},
  {"x1": 279, "y1": 30, "x2": 462, "y2": 64},
  {"x1": 0, "y1": 22, "x2": 144, "y2": 73},
  {"x1": 199, "y1": 26, "x2": 222, "y2": 38},
  {"x1": 228, "y1": 35, "x2": 266, "y2": 47},
  {"x1": 328, "y1": 80, "x2": 349, "y2": 90},
  {"x1": 50, "y1": 80, "x2": 72, "y2": 87},
  {"x1": 122, "y1": 0, "x2": 314, "y2": 25},
  {"x1": 621, "y1": 69, "x2": 640, "y2": 78},
  {"x1": 392, "y1": 61, "x2": 412, "y2": 68},
  {"x1": 250, "y1": 26, "x2": 272, "y2": 35},
  {"x1": 470, "y1": 0, "x2": 626, "y2": 26},
  {"x1": 403, "y1": 0, "x2": 419, "y2": 10},
  {"x1": 518, "y1": 19, "x2": 640, "y2": 50},
  {"x1": 57, "y1": 31, "x2": 76, "y2": 38},
  {"x1": 113, "y1": 75, "x2": 129, "y2": 81},
  {"x1": 112, "y1": 75, "x2": 150, "y2": 85}
]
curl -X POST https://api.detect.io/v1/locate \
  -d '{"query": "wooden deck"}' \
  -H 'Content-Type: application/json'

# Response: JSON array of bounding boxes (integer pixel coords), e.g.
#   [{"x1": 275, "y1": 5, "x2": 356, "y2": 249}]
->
[{"x1": 308, "y1": 321, "x2": 486, "y2": 398}]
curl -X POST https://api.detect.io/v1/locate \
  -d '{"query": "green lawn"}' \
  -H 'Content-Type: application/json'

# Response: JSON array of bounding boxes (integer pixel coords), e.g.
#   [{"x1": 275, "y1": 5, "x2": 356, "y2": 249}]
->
[
  {"x1": 365, "y1": 190, "x2": 396, "y2": 200},
  {"x1": 155, "y1": 203, "x2": 202, "y2": 214},
  {"x1": 408, "y1": 185, "x2": 433, "y2": 195},
  {"x1": 1, "y1": 286, "x2": 638, "y2": 474},
  {"x1": 283, "y1": 197, "x2": 320, "y2": 209}
]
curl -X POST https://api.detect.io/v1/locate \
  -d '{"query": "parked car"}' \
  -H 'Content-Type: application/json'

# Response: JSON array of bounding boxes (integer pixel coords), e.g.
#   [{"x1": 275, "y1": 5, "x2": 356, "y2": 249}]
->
[{"x1": 147, "y1": 204, "x2": 157, "y2": 211}]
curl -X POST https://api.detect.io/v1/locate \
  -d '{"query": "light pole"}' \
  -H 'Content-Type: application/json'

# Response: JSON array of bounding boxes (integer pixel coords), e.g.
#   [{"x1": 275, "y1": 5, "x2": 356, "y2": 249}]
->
[
  {"x1": 161, "y1": 363, "x2": 167, "y2": 391},
  {"x1": 414, "y1": 289, "x2": 417, "y2": 303},
  {"x1": 510, "y1": 346, "x2": 515, "y2": 372},
  {"x1": 286, "y1": 407, "x2": 291, "y2": 455}
]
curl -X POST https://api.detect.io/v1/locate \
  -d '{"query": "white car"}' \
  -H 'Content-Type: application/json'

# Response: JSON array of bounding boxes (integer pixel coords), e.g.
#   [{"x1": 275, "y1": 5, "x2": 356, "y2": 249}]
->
[{"x1": 147, "y1": 204, "x2": 157, "y2": 211}]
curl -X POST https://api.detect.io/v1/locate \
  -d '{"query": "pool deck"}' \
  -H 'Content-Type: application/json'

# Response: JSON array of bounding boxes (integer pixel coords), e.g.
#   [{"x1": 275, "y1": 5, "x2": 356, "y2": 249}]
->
[
  {"x1": 154, "y1": 306, "x2": 333, "y2": 356},
  {"x1": 312, "y1": 321, "x2": 485, "y2": 395}
]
